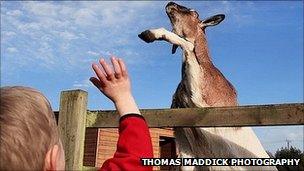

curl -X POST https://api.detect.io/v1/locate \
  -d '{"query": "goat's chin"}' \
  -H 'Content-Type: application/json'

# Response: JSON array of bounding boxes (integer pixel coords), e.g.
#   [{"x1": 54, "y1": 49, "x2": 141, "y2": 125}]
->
[{"x1": 172, "y1": 27, "x2": 183, "y2": 37}]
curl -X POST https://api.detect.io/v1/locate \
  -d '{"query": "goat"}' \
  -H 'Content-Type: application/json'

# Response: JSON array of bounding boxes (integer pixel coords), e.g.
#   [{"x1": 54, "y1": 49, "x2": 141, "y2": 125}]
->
[{"x1": 139, "y1": 2, "x2": 277, "y2": 171}]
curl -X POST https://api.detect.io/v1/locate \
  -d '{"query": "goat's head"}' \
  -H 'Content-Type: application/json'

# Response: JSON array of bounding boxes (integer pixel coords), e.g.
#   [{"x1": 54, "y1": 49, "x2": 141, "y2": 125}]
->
[{"x1": 166, "y1": 2, "x2": 225, "y2": 44}]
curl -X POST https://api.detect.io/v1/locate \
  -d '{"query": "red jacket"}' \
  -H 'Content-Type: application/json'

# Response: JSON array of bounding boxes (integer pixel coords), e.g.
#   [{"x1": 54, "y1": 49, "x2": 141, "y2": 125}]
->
[{"x1": 100, "y1": 114, "x2": 153, "y2": 171}]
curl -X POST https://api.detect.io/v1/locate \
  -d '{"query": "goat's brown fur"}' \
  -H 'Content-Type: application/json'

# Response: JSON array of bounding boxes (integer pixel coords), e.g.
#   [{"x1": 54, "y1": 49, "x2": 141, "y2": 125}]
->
[{"x1": 139, "y1": 2, "x2": 276, "y2": 170}]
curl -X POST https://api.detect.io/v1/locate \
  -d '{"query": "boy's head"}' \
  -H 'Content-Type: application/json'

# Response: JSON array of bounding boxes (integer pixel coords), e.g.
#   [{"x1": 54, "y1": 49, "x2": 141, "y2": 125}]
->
[{"x1": 0, "y1": 86, "x2": 65, "y2": 170}]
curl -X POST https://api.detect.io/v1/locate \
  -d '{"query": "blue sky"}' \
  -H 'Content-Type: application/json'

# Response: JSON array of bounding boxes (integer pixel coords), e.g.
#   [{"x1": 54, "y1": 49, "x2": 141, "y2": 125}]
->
[{"x1": 1, "y1": 1, "x2": 303, "y2": 154}]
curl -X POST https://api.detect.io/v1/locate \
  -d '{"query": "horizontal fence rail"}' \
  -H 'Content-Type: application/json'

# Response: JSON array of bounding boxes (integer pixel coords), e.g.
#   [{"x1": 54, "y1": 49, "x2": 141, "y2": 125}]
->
[
  {"x1": 56, "y1": 90, "x2": 303, "y2": 170},
  {"x1": 86, "y1": 103, "x2": 304, "y2": 128}
]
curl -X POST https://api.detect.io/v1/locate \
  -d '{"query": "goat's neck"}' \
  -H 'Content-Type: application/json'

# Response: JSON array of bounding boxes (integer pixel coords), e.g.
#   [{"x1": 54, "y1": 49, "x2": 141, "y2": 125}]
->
[
  {"x1": 180, "y1": 31, "x2": 218, "y2": 106},
  {"x1": 193, "y1": 31, "x2": 212, "y2": 65},
  {"x1": 181, "y1": 31, "x2": 212, "y2": 79}
]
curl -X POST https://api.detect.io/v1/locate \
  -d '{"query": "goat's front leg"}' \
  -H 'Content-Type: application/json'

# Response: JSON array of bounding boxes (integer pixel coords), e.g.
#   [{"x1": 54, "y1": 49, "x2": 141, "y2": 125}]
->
[{"x1": 138, "y1": 28, "x2": 194, "y2": 52}]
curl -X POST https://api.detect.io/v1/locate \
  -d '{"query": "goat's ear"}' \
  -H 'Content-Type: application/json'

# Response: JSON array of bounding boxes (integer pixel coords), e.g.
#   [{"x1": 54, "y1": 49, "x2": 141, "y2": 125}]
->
[{"x1": 199, "y1": 14, "x2": 225, "y2": 28}]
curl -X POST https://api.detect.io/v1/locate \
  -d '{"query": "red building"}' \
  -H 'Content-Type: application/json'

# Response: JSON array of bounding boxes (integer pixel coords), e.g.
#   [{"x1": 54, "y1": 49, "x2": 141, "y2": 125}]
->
[{"x1": 83, "y1": 128, "x2": 176, "y2": 170}]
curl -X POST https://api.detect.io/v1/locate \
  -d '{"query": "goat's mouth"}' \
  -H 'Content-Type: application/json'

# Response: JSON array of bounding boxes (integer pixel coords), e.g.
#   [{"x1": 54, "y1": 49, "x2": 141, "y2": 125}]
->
[
  {"x1": 165, "y1": 2, "x2": 176, "y2": 26},
  {"x1": 166, "y1": 2, "x2": 190, "y2": 14}
]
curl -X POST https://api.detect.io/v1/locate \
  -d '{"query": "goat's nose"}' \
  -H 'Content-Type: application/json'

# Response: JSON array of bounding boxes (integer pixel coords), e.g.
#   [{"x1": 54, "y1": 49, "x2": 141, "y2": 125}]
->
[
  {"x1": 166, "y1": 1, "x2": 176, "y2": 12},
  {"x1": 166, "y1": 1, "x2": 176, "y2": 8}
]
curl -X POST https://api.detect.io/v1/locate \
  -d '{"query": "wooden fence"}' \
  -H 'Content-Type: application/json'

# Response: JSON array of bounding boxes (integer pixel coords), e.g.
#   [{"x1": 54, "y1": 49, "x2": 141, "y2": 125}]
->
[{"x1": 57, "y1": 89, "x2": 304, "y2": 170}]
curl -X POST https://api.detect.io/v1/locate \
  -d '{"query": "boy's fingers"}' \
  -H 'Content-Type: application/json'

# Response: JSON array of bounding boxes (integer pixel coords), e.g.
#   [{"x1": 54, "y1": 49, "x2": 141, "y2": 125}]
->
[
  {"x1": 89, "y1": 77, "x2": 104, "y2": 90},
  {"x1": 111, "y1": 56, "x2": 122, "y2": 79},
  {"x1": 118, "y1": 58, "x2": 128, "y2": 77},
  {"x1": 99, "y1": 59, "x2": 115, "y2": 80},
  {"x1": 92, "y1": 63, "x2": 108, "y2": 83}
]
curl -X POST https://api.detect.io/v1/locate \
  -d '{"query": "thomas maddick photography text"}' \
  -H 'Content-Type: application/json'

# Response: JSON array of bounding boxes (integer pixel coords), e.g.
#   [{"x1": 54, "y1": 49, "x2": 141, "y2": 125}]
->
[{"x1": 141, "y1": 158, "x2": 302, "y2": 166}]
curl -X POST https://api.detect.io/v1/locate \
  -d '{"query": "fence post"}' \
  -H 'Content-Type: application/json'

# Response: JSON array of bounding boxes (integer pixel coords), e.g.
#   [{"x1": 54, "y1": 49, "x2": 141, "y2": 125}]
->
[{"x1": 58, "y1": 89, "x2": 88, "y2": 170}]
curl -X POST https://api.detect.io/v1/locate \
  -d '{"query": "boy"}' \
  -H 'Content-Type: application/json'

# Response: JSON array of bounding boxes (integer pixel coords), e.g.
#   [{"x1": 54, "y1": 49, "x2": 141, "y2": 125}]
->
[{"x1": 0, "y1": 57, "x2": 153, "y2": 170}]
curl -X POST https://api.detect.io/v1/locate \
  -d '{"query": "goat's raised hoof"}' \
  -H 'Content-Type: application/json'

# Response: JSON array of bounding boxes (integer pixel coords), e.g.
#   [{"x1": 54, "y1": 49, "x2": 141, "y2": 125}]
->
[{"x1": 138, "y1": 30, "x2": 156, "y2": 43}]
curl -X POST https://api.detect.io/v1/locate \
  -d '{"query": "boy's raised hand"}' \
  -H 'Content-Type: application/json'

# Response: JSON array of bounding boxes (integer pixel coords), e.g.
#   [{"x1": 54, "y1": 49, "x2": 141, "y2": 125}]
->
[
  {"x1": 90, "y1": 57, "x2": 130, "y2": 102},
  {"x1": 90, "y1": 57, "x2": 140, "y2": 116}
]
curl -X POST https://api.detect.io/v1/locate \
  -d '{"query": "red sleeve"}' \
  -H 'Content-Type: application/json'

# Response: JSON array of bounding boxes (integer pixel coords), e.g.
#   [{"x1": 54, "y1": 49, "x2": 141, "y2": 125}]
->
[{"x1": 99, "y1": 114, "x2": 153, "y2": 171}]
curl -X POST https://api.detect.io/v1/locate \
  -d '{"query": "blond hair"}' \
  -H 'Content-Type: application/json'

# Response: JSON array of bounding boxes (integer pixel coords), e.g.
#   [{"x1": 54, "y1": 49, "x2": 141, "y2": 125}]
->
[{"x1": 0, "y1": 86, "x2": 59, "y2": 170}]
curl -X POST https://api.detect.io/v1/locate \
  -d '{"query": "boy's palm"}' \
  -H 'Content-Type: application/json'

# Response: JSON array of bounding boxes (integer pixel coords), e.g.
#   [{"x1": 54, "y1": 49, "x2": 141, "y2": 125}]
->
[{"x1": 90, "y1": 57, "x2": 131, "y2": 103}]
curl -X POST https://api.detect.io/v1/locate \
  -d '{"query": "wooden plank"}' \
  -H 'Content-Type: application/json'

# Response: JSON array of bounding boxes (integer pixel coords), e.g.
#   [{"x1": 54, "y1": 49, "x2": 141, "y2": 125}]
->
[
  {"x1": 58, "y1": 90, "x2": 88, "y2": 170},
  {"x1": 86, "y1": 103, "x2": 304, "y2": 128},
  {"x1": 83, "y1": 128, "x2": 98, "y2": 167}
]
